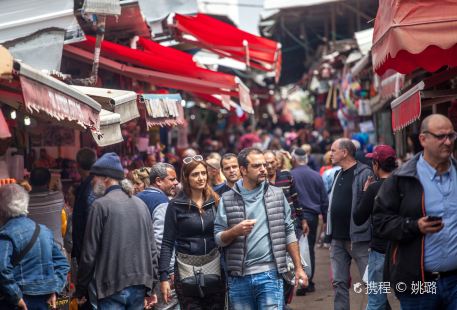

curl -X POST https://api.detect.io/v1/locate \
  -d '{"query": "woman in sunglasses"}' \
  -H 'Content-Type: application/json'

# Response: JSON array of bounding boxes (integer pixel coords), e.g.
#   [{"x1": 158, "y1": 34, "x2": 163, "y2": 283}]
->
[{"x1": 159, "y1": 155, "x2": 226, "y2": 309}]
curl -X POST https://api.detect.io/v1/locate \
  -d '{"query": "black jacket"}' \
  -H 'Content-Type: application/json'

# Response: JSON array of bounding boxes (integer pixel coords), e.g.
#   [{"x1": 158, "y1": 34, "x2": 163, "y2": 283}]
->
[
  {"x1": 353, "y1": 179, "x2": 388, "y2": 253},
  {"x1": 159, "y1": 192, "x2": 218, "y2": 281},
  {"x1": 373, "y1": 153, "x2": 457, "y2": 294},
  {"x1": 71, "y1": 175, "x2": 93, "y2": 262}
]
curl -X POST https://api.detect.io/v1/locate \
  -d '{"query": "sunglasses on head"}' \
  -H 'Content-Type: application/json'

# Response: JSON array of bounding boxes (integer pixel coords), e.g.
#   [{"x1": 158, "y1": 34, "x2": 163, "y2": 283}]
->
[{"x1": 183, "y1": 155, "x2": 204, "y2": 165}]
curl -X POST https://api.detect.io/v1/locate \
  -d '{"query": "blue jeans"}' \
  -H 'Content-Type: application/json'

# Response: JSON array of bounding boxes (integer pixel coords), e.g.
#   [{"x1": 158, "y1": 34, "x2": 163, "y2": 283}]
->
[
  {"x1": 398, "y1": 274, "x2": 457, "y2": 310},
  {"x1": 366, "y1": 250, "x2": 387, "y2": 310},
  {"x1": 98, "y1": 285, "x2": 146, "y2": 310},
  {"x1": 23, "y1": 295, "x2": 50, "y2": 310},
  {"x1": 228, "y1": 269, "x2": 284, "y2": 309}
]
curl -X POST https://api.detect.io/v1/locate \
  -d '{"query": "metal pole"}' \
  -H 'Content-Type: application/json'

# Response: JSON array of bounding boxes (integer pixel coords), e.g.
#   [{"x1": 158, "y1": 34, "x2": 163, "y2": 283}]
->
[{"x1": 90, "y1": 15, "x2": 106, "y2": 85}]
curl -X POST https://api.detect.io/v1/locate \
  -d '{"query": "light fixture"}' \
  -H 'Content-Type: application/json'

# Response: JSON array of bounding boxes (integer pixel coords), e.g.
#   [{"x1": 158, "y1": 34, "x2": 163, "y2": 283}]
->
[
  {"x1": 24, "y1": 116, "x2": 31, "y2": 126},
  {"x1": 181, "y1": 100, "x2": 186, "y2": 107},
  {"x1": 10, "y1": 111, "x2": 16, "y2": 119}
]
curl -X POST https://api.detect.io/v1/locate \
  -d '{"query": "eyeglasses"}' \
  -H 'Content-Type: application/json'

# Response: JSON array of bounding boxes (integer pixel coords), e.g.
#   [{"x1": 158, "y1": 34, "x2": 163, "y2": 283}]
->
[
  {"x1": 249, "y1": 163, "x2": 267, "y2": 169},
  {"x1": 183, "y1": 155, "x2": 204, "y2": 165},
  {"x1": 422, "y1": 131, "x2": 457, "y2": 142}
]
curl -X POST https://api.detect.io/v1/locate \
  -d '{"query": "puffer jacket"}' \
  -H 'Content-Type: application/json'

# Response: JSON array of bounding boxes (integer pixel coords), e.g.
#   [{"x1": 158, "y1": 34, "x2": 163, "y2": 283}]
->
[
  {"x1": 0, "y1": 216, "x2": 69, "y2": 305},
  {"x1": 159, "y1": 192, "x2": 218, "y2": 281}
]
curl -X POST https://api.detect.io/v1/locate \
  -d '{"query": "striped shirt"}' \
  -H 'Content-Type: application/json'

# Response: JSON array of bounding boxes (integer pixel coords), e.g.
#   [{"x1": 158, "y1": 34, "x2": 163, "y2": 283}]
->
[
  {"x1": 28, "y1": 190, "x2": 65, "y2": 249},
  {"x1": 271, "y1": 170, "x2": 300, "y2": 221}
]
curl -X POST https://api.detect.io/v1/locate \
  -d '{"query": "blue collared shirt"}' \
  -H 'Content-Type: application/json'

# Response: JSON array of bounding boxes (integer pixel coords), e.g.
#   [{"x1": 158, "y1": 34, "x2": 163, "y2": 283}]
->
[{"x1": 417, "y1": 155, "x2": 457, "y2": 272}]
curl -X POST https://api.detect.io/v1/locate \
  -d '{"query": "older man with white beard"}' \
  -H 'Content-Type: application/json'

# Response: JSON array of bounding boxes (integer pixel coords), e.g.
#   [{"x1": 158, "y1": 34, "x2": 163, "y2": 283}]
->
[{"x1": 75, "y1": 152, "x2": 159, "y2": 310}]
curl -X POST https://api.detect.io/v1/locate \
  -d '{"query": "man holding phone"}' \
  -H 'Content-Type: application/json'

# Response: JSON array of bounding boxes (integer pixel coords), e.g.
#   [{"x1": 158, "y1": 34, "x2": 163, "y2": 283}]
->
[
  {"x1": 214, "y1": 147, "x2": 308, "y2": 309},
  {"x1": 374, "y1": 114, "x2": 457, "y2": 309}
]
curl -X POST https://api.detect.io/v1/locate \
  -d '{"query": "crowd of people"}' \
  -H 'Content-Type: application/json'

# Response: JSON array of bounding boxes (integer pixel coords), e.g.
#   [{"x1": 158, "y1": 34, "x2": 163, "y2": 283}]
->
[{"x1": 0, "y1": 113, "x2": 456, "y2": 310}]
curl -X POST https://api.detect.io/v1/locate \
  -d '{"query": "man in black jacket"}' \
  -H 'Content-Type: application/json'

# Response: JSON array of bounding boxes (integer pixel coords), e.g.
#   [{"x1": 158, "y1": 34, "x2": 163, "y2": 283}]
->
[
  {"x1": 353, "y1": 145, "x2": 397, "y2": 310},
  {"x1": 72, "y1": 148, "x2": 96, "y2": 310},
  {"x1": 374, "y1": 114, "x2": 457, "y2": 309}
]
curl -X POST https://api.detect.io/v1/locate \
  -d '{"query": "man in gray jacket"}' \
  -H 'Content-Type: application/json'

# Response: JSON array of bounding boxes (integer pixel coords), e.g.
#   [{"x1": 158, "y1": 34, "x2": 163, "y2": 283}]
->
[
  {"x1": 327, "y1": 139, "x2": 373, "y2": 310},
  {"x1": 75, "y1": 153, "x2": 158, "y2": 309},
  {"x1": 214, "y1": 147, "x2": 308, "y2": 309}
]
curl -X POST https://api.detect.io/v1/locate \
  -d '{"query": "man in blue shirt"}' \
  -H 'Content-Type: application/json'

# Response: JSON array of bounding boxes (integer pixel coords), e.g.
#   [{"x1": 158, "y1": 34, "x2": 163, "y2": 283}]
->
[{"x1": 374, "y1": 114, "x2": 457, "y2": 309}]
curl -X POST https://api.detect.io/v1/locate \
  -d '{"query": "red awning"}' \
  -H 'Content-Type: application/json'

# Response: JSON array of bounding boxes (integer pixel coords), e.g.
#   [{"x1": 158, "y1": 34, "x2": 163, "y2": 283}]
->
[
  {"x1": 172, "y1": 13, "x2": 281, "y2": 78},
  {"x1": 391, "y1": 82, "x2": 423, "y2": 132},
  {"x1": 63, "y1": 45, "x2": 253, "y2": 112},
  {"x1": 372, "y1": 0, "x2": 457, "y2": 75},
  {"x1": 78, "y1": 36, "x2": 236, "y2": 87}
]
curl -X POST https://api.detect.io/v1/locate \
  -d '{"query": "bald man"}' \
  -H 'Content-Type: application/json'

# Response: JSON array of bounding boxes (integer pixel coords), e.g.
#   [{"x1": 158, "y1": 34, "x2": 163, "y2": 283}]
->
[{"x1": 374, "y1": 114, "x2": 457, "y2": 309}]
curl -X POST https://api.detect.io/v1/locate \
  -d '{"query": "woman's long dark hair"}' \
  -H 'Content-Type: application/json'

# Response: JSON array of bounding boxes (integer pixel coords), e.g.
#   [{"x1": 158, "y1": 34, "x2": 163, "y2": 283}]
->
[{"x1": 181, "y1": 160, "x2": 220, "y2": 208}]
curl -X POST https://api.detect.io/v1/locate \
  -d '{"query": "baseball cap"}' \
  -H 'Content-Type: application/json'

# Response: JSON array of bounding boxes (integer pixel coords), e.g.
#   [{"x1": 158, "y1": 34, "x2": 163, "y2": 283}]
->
[{"x1": 365, "y1": 145, "x2": 396, "y2": 163}]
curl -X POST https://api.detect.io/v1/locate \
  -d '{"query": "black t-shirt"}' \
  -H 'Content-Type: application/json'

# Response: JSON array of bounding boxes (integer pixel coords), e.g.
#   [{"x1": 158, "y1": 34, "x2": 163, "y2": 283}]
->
[{"x1": 331, "y1": 165, "x2": 356, "y2": 240}]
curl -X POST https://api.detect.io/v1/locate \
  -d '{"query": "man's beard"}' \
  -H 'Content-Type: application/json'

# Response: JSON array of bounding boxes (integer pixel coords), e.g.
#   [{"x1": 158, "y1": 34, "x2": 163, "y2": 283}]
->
[{"x1": 93, "y1": 181, "x2": 106, "y2": 197}]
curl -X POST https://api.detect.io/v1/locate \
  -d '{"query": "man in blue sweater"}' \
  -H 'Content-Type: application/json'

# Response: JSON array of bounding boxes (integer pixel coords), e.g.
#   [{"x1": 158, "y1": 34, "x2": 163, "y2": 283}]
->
[
  {"x1": 291, "y1": 148, "x2": 329, "y2": 294},
  {"x1": 137, "y1": 163, "x2": 179, "y2": 310}
]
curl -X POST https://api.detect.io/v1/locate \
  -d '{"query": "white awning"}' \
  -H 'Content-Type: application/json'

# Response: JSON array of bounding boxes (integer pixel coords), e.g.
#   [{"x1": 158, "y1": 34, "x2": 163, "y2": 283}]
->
[
  {"x1": 354, "y1": 28, "x2": 374, "y2": 56},
  {"x1": 0, "y1": 0, "x2": 77, "y2": 44},
  {"x1": 263, "y1": 0, "x2": 340, "y2": 10},
  {"x1": 92, "y1": 109, "x2": 124, "y2": 147},
  {"x1": 70, "y1": 86, "x2": 139, "y2": 124},
  {"x1": 137, "y1": 0, "x2": 197, "y2": 23}
]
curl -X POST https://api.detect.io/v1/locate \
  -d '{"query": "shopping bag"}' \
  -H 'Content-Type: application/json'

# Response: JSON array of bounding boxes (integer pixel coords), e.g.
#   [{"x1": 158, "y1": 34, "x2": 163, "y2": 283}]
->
[{"x1": 299, "y1": 235, "x2": 312, "y2": 277}]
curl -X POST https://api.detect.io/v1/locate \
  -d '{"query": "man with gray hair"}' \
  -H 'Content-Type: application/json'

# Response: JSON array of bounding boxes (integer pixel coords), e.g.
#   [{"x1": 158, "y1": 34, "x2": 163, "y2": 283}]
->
[
  {"x1": 137, "y1": 162, "x2": 179, "y2": 310},
  {"x1": 75, "y1": 153, "x2": 159, "y2": 309},
  {"x1": 327, "y1": 138, "x2": 373, "y2": 310}
]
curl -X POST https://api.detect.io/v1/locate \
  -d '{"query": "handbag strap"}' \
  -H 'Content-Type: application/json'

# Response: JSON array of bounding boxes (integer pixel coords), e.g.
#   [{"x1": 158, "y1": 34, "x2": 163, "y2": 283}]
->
[{"x1": 12, "y1": 223, "x2": 40, "y2": 266}]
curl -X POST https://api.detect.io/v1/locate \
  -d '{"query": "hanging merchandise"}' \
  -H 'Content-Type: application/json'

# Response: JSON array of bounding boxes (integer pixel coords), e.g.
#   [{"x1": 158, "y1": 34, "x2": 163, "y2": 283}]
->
[{"x1": 285, "y1": 89, "x2": 314, "y2": 124}]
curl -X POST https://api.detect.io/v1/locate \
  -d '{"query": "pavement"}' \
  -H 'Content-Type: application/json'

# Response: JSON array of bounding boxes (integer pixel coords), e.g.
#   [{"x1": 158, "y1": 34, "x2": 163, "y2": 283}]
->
[{"x1": 289, "y1": 246, "x2": 401, "y2": 310}]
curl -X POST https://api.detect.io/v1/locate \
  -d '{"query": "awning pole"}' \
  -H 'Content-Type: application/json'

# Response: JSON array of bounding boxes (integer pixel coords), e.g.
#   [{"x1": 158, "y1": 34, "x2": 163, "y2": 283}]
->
[{"x1": 90, "y1": 15, "x2": 106, "y2": 85}]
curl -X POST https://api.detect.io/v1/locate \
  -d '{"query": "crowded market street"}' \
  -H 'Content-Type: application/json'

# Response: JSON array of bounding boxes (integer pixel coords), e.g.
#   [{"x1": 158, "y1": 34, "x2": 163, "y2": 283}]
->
[{"x1": 1, "y1": 1, "x2": 457, "y2": 310}]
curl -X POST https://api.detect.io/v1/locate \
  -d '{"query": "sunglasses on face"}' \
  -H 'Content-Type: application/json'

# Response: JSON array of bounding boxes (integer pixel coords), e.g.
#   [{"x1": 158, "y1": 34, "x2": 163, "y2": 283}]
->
[
  {"x1": 183, "y1": 155, "x2": 204, "y2": 165},
  {"x1": 423, "y1": 131, "x2": 457, "y2": 142}
]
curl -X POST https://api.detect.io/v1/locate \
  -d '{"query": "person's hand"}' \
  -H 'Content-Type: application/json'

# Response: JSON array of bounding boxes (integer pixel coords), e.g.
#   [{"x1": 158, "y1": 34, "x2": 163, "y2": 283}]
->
[
  {"x1": 17, "y1": 299, "x2": 27, "y2": 310},
  {"x1": 144, "y1": 294, "x2": 158, "y2": 309},
  {"x1": 301, "y1": 220, "x2": 309, "y2": 235},
  {"x1": 76, "y1": 296, "x2": 87, "y2": 305},
  {"x1": 363, "y1": 176, "x2": 374, "y2": 191},
  {"x1": 295, "y1": 267, "x2": 308, "y2": 288},
  {"x1": 418, "y1": 217, "x2": 444, "y2": 234},
  {"x1": 47, "y1": 293, "x2": 57, "y2": 309},
  {"x1": 232, "y1": 219, "x2": 257, "y2": 236},
  {"x1": 160, "y1": 281, "x2": 172, "y2": 304}
]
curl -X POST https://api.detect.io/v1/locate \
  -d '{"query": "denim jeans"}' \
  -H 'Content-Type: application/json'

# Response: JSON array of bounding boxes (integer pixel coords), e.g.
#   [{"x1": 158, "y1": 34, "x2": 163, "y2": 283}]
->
[
  {"x1": 228, "y1": 269, "x2": 284, "y2": 309},
  {"x1": 330, "y1": 239, "x2": 369, "y2": 310},
  {"x1": 98, "y1": 285, "x2": 146, "y2": 310},
  {"x1": 23, "y1": 294, "x2": 50, "y2": 310},
  {"x1": 366, "y1": 250, "x2": 387, "y2": 310},
  {"x1": 398, "y1": 274, "x2": 457, "y2": 310}
]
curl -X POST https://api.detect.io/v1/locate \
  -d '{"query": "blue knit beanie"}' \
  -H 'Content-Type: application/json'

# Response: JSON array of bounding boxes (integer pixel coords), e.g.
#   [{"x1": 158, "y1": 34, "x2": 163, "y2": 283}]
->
[{"x1": 90, "y1": 152, "x2": 124, "y2": 180}]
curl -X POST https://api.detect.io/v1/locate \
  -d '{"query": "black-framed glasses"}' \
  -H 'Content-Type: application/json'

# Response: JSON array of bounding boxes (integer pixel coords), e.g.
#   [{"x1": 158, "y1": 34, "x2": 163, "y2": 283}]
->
[
  {"x1": 423, "y1": 131, "x2": 457, "y2": 142},
  {"x1": 183, "y1": 155, "x2": 204, "y2": 165}
]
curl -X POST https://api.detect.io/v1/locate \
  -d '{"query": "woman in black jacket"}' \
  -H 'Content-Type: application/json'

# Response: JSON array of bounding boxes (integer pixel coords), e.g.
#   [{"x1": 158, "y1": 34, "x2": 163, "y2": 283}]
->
[{"x1": 159, "y1": 155, "x2": 225, "y2": 309}]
